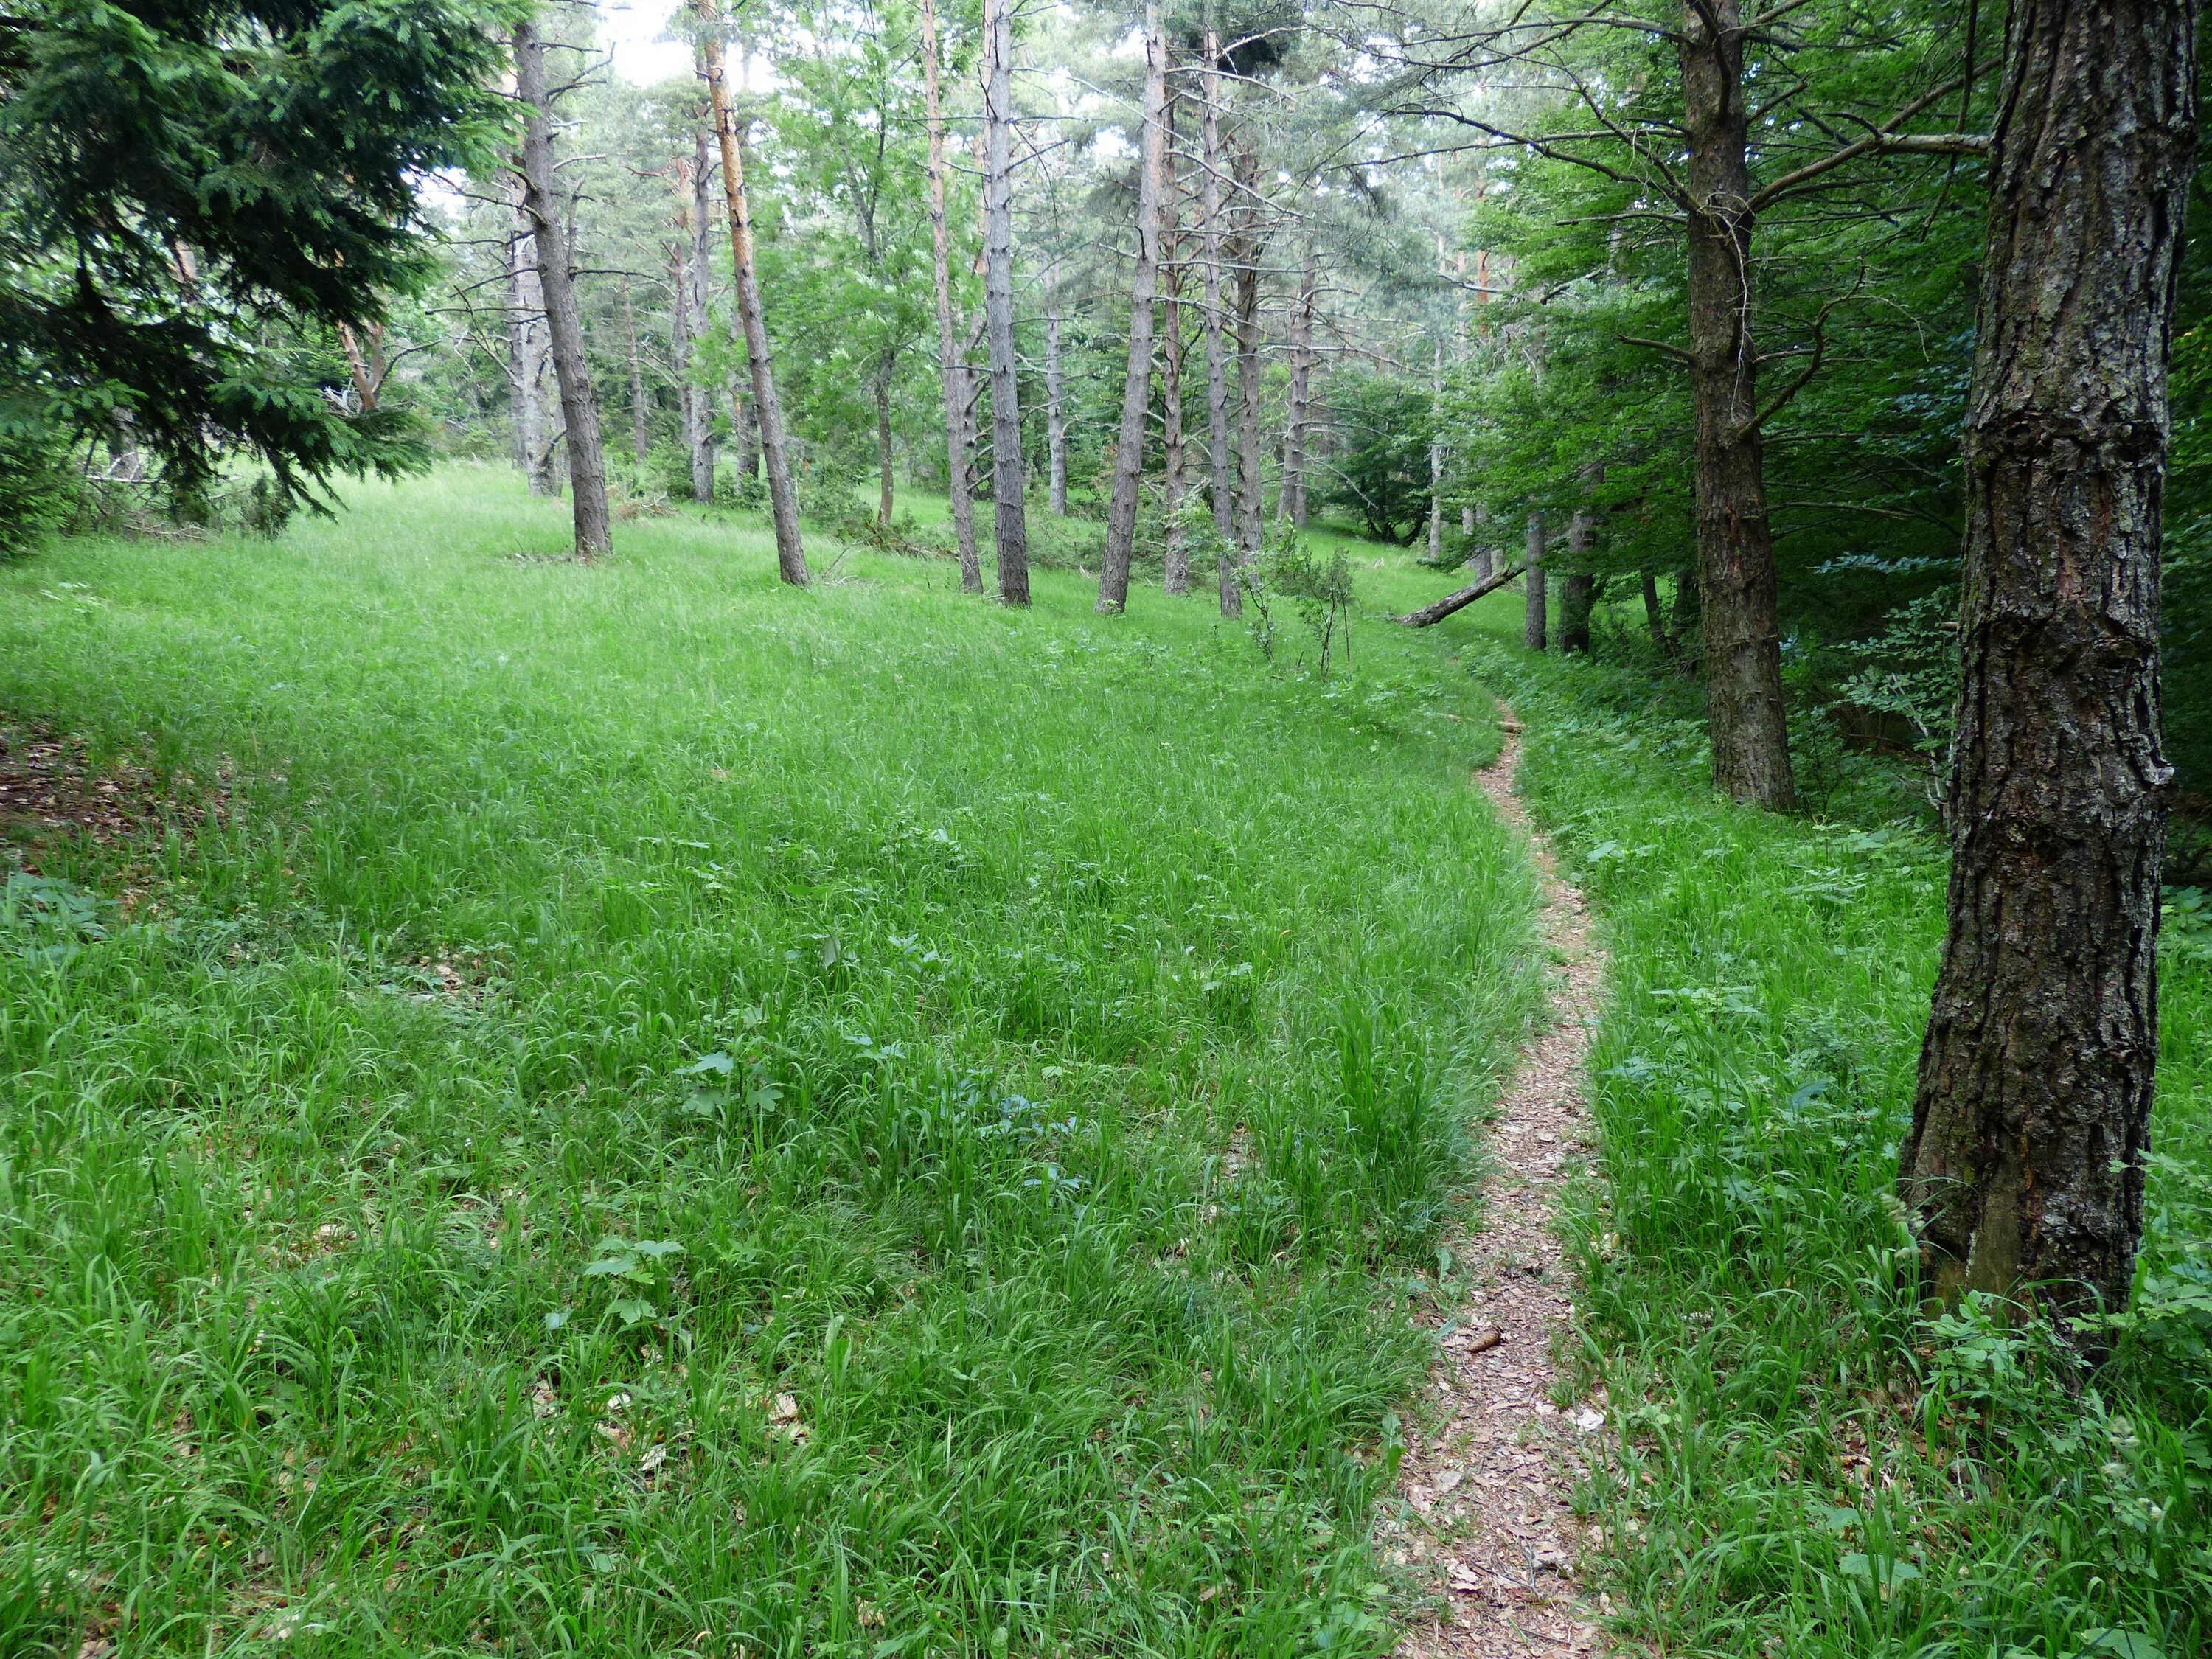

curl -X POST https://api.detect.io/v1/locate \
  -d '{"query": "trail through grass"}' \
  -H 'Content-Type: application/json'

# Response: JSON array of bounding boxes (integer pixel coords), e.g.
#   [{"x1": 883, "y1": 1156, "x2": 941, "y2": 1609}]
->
[
  {"x1": 0, "y1": 470, "x2": 1544, "y2": 1658},
  {"x1": 1427, "y1": 596, "x2": 2212, "y2": 1659}
]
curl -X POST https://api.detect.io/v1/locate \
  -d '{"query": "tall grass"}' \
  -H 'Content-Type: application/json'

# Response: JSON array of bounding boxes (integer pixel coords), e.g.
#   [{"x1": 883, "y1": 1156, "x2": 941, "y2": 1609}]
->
[
  {"x1": 1434, "y1": 608, "x2": 2212, "y2": 1659},
  {"x1": 0, "y1": 469, "x2": 1543, "y2": 1658}
]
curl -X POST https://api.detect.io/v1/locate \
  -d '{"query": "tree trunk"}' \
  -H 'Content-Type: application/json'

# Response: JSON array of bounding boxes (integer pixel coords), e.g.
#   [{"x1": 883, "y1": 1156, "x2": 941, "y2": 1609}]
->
[
  {"x1": 875, "y1": 351, "x2": 897, "y2": 524},
  {"x1": 1642, "y1": 569, "x2": 1672, "y2": 656},
  {"x1": 735, "y1": 394, "x2": 760, "y2": 498},
  {"x1": 1560, "y1": 569, "x2": 1594, "y2": 653},
  {"x1": 981, "y1": 0, "x2": 1029, "y2": 605},
  {"x1": 1427, "y1": 339, "x2": 1444, "y2": 561},
  {"x1": 1902, "y1": 0, "x2": 2198, "y2": 1349},
  {"x1": 1046, "y1": 255, "x2": 1070, "y2": 517},
  {"x1": 1395, "y1": 560, "x2": 1524, "y2": 627},
  {"x1": 1562, "y1": 462, "x2": 1599, "y2": 653},
  {"x1": 620, "y1": 281, "x2": 650, "y2": 465},
  {"x1": 1097, "y1": 0, "x2": 1166, "y2": 614},
  {"x1": 1523, "y1": 512, "x2": 1546, "y2": 651},
  {"x1": 1678, "y1": 0, "x2": 1792, "y2": 807},
  {"x1": 510, "y1": 191, "x2": 560, "y2": 497},
  {"x1": 339, "y1": 323, "x2": 382, "y2": 412},
  {"x1": 1161, "y1": 91, "x2": 1192, "y2": 594},
  {"x1": 1470, "y1": 501, "x2": 1491, "y2": 582},
  {"x1": 677, "y1": 135, "x2": 721, "y2": 504},
  {"x1": 1232, "y1": 184, "x2": 1266, "y2": 557},
  {"x1": 700, "y1": 15, "x2": 807, "y2": 585},
  {"x1": 919, "y1": 0, "x2": 981, "y2": 589},
  {"x1": 515, "y1": 18, "x2": 611, "y2": 559},
  {"x1": 686, "y1": 131, "x2": 720, "y2": 504},
  {"x1": 1282, "y1": 242, "x2": 1314, "y2": 528},
  {"x1": 1200, "y1": 27, "x2": 1238, "y2": 615},
  {"x1": 1671, "y1": 565, "x2": 1701, "y2": 675}
]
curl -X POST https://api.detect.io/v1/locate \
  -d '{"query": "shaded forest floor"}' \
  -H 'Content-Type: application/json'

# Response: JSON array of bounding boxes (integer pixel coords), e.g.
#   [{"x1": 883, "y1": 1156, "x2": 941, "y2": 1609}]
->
[{"x1": 3, "y1": 467, "x2": 2208, "y2": 1658}]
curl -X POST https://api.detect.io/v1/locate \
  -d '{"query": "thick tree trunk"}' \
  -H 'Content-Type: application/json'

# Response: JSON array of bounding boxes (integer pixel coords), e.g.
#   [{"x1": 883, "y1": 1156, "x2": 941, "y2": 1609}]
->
[
  {"x1": 1160, "y1": 92, "x2": 1190, "y2": 594},
  {"x1": 1200, "y1": 28, "x2": 1238, "y2": 615},
  {"x1": 701, "y1": 16, "x2": 807, "y2": 585},
  {"x1": 1097, "y1": 1, "x2": 1166, "y2": 614},
  {"x1": 1046, "y1": 256, "x2": 1070, "y2": 517},
  {"x1": 515, "y1": 18, "x2": 611, "y2": 559},
  {"x1": 875, "y1": 352, "x2": 897, "y2": 524},
  {"x1": 1232, "y1": 191, "x2": 1266, "y2": 556},
  {"x1": 686, "y1": 131, "x2": 719, "y2": 504},
  {"x1": 1281, "y1": 243, "x2": 1314, "y2": 528},
  {"x1": 919, "y1": 0, "x2": 981, "y2": 591},
  {"x1": 981, "y1": 0, "x2": 1029, "y2": 605},
  {"x1": 1470, "y1": 501, "x2": 1491, "y2": 582},
  {"x1": 1902, "y1": 0, "x2": 2198, "y2": 1349},
  {"x1": 1679, "y1": 1, "x2": 1792, "y2": 807},
  {"x1": 1523, "y1": 512, "x2": 1546, "y2": 651},
  {"x1": 510, "y1": 192, "x2": 560, "y2": 496},
  {"x1": 620, "y1": 281, "x2": 650, "y2": 465}
]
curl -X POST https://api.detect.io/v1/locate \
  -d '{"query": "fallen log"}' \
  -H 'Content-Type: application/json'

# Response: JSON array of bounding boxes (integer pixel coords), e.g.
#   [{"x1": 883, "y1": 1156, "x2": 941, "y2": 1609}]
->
[{"x1": 1392, "y1": 563, "x2": 1525, "y2": 627}]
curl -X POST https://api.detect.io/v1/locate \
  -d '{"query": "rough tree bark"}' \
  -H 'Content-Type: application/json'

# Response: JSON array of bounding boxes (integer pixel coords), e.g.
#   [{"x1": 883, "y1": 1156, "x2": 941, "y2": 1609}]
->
[
  {"x1": 981, "y1": 0, "x2": 1029, "y2": 605},
  {"x1": 1470, "y1": 502, "x2": 1491, "y2": 581},
  {"x1": 1200, "y1": 24, "x2": 1238, "y2": 615},
  {"x1": 1901, "y1": 0, "x2": 2199, "y2": 1349},
  {"x1": 1097, "y1": 1, "x2": 1166, "y2": 614},
  {"x1": 1161, "y1": 88, "x2": 1190, "y2": 594},
  {"x1": 1046, "y1": 254, "x2": 1070, "y2": 518},
  {"x1": 1281, "y1": 240, "x2": 1314, "y2": 528},
  {"x1": 686, "y1": 129, "x2": 719, "y2": 503},
  {"x1": 515, "y1": 18, "x2": 611, "y2": 559},
  {"x1": 701, "y1": 8, "x2": 807, "y2": 584},
  {"x1": 919, "y1": 0, "x2": 981, "y2": 591},
  {"x1": 1678, "y1": 0, "x2": 1792, "y2": 806},
  {"x1": 509, "y1": 189, "x2": 560, "y2": 496},
  {"x1": 1523, "y1": 512, "x2": 1546, "y2": 651}
]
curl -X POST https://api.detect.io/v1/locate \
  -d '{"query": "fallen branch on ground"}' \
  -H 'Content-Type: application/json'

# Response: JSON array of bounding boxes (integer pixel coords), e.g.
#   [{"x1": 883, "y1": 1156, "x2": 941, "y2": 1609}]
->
[{"x1": 1394, "y1": 563, "x2": 1525, "y2": 627}]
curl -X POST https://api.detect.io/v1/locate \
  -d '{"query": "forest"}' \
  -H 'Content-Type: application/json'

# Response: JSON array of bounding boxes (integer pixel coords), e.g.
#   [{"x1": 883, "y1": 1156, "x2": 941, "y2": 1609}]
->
[{"x1": 2, "y1": 1, "x2": 2209, "y2": 1655}]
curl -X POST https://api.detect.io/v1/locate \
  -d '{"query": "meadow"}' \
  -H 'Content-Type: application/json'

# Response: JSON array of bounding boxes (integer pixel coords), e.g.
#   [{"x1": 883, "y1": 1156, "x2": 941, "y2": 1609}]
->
[
  {"x1": 0, "y1": 470, "x2": 1544, "y2": 1658},
  {"x1": 4, "y1": 468, "x2": 2209, "y2": 1659}
]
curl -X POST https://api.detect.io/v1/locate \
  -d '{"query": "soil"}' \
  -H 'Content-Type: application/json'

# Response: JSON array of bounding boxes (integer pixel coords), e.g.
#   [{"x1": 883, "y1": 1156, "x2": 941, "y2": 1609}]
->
[
  {"x1": 0, "y1": 721, "x2": 219, "y2": 877},
  {"x1": 1386, "y1": 709, "x2": 1610, "y2": 1656}
]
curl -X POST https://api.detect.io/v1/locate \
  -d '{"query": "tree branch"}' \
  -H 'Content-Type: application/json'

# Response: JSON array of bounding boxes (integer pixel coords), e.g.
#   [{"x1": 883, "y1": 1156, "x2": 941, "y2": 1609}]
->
[{"x1": 1395, "y1": 563, "x2": 1526, "y2": 627}]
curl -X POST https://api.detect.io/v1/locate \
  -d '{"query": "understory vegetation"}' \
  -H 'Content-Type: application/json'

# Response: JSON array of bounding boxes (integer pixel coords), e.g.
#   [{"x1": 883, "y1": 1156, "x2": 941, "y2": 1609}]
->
[
  {"x1": 1441, "y1": 605, "x2": 2212, "y2": 1658},
  {"x1": 0, "y1": 473, "x2": 1544, "y2": 1658}
]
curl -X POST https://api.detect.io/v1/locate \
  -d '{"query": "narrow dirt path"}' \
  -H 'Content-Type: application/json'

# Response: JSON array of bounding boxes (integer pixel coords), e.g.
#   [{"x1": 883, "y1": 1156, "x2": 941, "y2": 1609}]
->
[{"x1": 1385, "y1": 709, "x2": 1608, "y2": 1657}]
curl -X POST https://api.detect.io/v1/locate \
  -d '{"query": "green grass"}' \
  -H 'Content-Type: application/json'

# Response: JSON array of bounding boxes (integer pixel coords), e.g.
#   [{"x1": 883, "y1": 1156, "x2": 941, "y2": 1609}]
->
[
  {"x1": 1419, "y1": 601, "x2": 2212, "y2": 1658},
  {"x1": 16, "y1": 470, "x2": 2208, "y2": 1658},
  {"x1": 0, "y1": 468, "x2": 1545, "y2": 1658}
]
